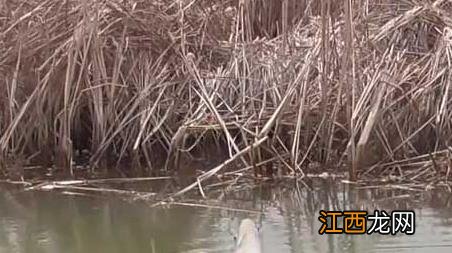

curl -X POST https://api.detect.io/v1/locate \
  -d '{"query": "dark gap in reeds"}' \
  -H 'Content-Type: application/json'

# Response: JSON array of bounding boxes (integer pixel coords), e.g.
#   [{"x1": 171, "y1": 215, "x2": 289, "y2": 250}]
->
[{"x1": 1, "y1": 0, "x2": 452, "y2": 185}]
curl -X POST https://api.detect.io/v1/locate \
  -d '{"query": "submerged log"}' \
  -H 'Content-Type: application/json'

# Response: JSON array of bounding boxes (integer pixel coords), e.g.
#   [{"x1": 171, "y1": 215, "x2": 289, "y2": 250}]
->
[{"x1": 234, "y1": 219, "x2": 262, "y2": 253}]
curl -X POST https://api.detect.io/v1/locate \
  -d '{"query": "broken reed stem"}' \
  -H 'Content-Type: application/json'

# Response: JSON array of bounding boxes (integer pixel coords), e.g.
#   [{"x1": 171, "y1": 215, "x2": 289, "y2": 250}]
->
[{"x1": 172, "y1": 136, "x2": 268, "y2": 197}]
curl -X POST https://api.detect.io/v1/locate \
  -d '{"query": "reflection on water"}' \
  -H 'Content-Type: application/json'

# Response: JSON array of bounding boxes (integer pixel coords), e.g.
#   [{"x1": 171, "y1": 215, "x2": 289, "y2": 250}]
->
[{"x1": 1, "y1": 179, "x2": 452, "y2": 253}]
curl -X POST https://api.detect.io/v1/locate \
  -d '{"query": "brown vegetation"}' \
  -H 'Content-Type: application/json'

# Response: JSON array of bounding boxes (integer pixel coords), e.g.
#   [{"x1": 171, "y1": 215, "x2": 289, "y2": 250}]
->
[{"x1": 1, "y1": 0, "x2": 452, "y2": 183}]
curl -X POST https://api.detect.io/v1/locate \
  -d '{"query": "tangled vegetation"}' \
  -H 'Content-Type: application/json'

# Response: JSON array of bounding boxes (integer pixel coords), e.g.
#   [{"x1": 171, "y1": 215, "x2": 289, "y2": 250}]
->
[{"x1": 1, "y1": 0, "x2": 452, "y2": 187}]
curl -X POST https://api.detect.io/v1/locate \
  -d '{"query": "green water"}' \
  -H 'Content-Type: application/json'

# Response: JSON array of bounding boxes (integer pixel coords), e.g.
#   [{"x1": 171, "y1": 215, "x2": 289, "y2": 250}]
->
[{"x1": 1, "y1": 179, "x2": 451, "y2": 253}]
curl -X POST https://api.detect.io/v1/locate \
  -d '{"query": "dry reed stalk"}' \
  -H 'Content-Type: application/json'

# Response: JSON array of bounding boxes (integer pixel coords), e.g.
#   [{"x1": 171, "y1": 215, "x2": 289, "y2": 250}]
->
[{"x1": 172, "y1": 136, "x2": 268, "y2": 197}]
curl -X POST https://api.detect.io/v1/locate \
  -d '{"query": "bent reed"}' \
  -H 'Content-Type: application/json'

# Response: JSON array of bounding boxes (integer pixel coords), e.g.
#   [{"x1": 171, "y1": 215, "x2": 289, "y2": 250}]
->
[{"x1": 1, "y1": 0, "x2": 452, "y2": 184}]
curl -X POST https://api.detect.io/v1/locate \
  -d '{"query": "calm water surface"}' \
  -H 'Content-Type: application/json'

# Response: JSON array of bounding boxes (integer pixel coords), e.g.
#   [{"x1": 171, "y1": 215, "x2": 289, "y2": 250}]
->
[{"x1": 0, "y1": 179, "x2": 451, "y2": 253}]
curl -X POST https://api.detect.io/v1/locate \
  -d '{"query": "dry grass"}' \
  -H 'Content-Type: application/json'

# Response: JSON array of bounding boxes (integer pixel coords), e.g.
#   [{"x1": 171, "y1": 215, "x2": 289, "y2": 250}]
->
[{"x1": 1, "y1": 0, "x2": 452, "y2": 183}]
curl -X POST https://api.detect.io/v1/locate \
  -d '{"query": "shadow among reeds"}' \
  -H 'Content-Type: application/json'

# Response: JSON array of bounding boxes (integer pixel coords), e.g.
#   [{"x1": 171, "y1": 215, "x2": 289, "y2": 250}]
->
[{"x1": 1, "y1": 0, "x2": 452, "y2": 183}]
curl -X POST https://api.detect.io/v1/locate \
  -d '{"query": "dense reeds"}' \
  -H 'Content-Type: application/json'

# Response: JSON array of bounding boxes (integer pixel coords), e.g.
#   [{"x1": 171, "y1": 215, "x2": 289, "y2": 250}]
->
[{"x1": 1, "y1": 0, "x2": 452, "y2": 182}]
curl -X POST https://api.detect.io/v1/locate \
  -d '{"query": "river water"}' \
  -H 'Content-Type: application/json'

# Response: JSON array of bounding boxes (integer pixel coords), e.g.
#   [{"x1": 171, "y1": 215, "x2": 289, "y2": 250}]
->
[{"x1": 0, "y1": 179, "x2": 451, "y2": 253}]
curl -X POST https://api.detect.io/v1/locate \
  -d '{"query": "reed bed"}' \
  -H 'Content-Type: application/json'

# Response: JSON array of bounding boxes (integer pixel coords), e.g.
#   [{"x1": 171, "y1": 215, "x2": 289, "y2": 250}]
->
[{"x1": 1, "y1": 0, "x2": 452, "y2": 184}]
